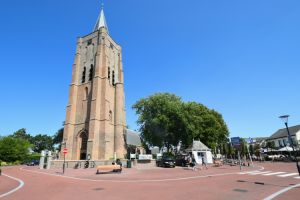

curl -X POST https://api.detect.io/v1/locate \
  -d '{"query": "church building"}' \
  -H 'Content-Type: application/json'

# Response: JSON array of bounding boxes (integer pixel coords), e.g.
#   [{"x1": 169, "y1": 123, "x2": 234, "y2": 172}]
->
[{"x1": 62, "y1": 6, "x2": 127, "y2": 160}]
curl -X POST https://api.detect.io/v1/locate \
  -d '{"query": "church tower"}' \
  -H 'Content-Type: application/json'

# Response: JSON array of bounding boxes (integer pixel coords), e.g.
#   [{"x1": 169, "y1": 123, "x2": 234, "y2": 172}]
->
[{"x1": 62, "y1": 6, "x2": 127, "y2": 160}]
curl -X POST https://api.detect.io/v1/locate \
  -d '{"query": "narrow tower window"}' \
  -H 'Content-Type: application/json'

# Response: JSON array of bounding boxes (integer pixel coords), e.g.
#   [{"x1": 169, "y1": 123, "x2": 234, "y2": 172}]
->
[
  {"x1": 82, "y1": 67, "x2": 86, "y2": 83},
  {"x1": 108, "y1": 67, "x2": 110, "y2": 80},
  {"x1": 112, "y1": 70, "x2": 115, "y2": 86},
  {"x1": 84, "y1": 87, "x2": 88, "y2": 100},
  {"x1": 89, "y1": 64, "x2": 94, "y2": 81},
  {"x1": 109, "y1": 110, "x2": 112, "y2": 122}
]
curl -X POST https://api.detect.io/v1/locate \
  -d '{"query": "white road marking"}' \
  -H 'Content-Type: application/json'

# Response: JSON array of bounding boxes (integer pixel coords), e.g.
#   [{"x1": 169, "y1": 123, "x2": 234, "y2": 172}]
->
[
  {"x1": 238, "y1": 171, "x2": 259, "y2": 174},
  {"x1": 277, "y1": 173, "x2": 298, "y2": 177},
  {"x1": 262, "y1": 172, "x2": 286, "y2": 176},
  {"x1": 248, "y1": 171, "x2": 272, "y2": 175},
  {"x1": 263, "y1": 182, "x2": 300, "y2": 200},
  {"x1": 0, "y1": 173, "x2": 25, "y2": 199},
  {"x1": 293, "y1": 176, "x2": 300, "y2": 179}
]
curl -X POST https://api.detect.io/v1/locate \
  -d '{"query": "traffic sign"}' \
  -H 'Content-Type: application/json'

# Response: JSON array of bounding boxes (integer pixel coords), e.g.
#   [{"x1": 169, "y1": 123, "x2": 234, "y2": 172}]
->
[
  {"x1": 245, "y1": 137, "x2": 253, "y2": 144},
  {"x1": 62, "y1": 148, "x2": 68, "y2": 154},
  {"x1": 231, "y1": 137, "x2": 240, "y2": 147}
]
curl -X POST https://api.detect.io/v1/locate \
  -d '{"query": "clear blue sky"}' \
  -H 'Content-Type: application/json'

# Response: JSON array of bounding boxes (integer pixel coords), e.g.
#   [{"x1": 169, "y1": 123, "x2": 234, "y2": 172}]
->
[{"x1": 0, "y1": 0, "x2": 299, "y2": 138}]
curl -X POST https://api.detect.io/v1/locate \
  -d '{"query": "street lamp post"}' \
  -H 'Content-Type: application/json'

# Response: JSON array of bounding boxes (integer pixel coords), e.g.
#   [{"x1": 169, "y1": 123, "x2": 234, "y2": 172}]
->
[{"x1": 279, "y1": 115, "x2": 300, "y2": 176}]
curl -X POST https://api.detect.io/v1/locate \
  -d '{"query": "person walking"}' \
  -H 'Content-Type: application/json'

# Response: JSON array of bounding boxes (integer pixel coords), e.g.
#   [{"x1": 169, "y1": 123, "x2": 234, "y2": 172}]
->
[
  {"x1": 201, "y1": 156, "x2": 208, "y2": 170},
  {"x1": 191, "y1": 155, "x2": 197, "y2": 171}
]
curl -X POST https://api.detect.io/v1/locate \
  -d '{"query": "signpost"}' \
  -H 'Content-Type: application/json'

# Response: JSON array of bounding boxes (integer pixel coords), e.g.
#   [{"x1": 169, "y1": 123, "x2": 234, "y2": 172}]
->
[
  {"x1": 230, "y1": 137, "x2": 240, "y2": 147},
  {"x1": 246, "y1": 138, "x2": 254, "y2": 167},
  {"x1": 231, "y1": 137, "x2": 242, "y2": 170},
  {"x1": 62, "y1": 148, "x2": 67, "y2": 174}
]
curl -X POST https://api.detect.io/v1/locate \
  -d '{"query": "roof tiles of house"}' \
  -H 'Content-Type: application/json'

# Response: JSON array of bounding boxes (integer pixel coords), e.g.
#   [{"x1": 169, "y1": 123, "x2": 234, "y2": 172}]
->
[
  {"x1": 186, "y1": 140, "x2": 210, "y2": 151},
  {"x1": 268, "y1": 125, "x2": 300, "y2": 140}
]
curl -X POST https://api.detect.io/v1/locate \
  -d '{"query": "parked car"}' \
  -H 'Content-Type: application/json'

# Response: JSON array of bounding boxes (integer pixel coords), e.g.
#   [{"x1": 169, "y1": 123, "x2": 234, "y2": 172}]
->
[
  {"x1": 175, "y1": 154, "x2": 189, "y2": 167},
  {"x1": 156, "y1": 157, "x2": 175, "y2": 168},
  {"x1": 26, "y1": 160, "x2": 39, "y2": 166}
]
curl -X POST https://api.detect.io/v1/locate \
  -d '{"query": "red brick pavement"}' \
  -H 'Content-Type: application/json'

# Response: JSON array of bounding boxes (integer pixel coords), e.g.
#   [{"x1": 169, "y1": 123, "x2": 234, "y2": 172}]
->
[{"x1": 1, "y1": 162, "x2": 299, "y2": 200}]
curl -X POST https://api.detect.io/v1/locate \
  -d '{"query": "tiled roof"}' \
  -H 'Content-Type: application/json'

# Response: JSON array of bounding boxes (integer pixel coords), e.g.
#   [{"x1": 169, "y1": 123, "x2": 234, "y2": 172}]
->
[
  {"x1": 268, "y1": 125, "x2": 300, "y2": 140},
  {"x1": 186, "y1": 140, "x2": 210, "y2": 151}
]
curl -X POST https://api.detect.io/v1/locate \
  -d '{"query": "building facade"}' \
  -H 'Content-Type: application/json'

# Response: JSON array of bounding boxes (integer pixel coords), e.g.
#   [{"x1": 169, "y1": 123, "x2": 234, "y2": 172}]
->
[
  {"x1": 266, "y1": 125, "x2": 300, "y2": 149},
  {"x1": 62, "y1": 7, "x2": 127, "y2": 160}
]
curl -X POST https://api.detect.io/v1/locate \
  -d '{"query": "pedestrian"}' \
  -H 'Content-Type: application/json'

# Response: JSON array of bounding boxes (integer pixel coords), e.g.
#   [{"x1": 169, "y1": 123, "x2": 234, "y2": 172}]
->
[
  {"x1": 202, "y1": 156, "x2": 208, "y2": 170},
  {"x1": 192, "y1": 155, "x2": 197, "y2": 171}
]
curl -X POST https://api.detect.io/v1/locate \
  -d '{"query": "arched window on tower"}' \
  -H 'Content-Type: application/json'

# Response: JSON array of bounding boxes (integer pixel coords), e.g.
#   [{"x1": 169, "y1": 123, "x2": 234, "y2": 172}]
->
[
  {"x1": 82, "y1": 67, "x2": 86, "y2": 83},
  {"x1": 89, "y1": 64, "x2": 94, "y2": 81},
  {"x1": 112, "y1": 70, "x2": 115, "y2": 86},
  {"x1": 79, "y1": 131, "x2": 88, "y2": 160}
]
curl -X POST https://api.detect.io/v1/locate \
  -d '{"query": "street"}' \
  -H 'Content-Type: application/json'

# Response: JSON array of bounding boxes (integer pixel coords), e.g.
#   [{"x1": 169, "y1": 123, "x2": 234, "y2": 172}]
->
[{"x1": 1, "y1": 162, "x2": 299, "y2": 200}]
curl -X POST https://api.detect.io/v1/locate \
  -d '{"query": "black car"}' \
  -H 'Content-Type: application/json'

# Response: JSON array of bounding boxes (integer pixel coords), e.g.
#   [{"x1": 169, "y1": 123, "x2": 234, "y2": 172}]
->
[
  {"x1": 175, "y1": 154, "x2": 189, "y2": 167},
  {"x1": 156, "y1": 157, "x2": 175, "y2": 168},
  {"x1": 26, "y1": 160, "x2": 39, "y2": 166}
]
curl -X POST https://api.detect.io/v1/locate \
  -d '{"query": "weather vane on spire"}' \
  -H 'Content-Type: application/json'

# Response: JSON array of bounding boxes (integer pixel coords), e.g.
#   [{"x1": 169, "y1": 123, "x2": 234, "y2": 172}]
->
[{"x1": 101, "y1": 1, "x2": 104, "y2": 10}]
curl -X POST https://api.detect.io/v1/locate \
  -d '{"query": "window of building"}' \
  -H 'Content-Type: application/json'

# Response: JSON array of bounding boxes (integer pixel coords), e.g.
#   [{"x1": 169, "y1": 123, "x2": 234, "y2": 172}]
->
[
  {"x1": 108, "y1": 67, "x2": 110, "y2": 80},
  {"x1": 283, "y1": 139, "x2": 287, "y2": 146},
  {"x1": 89, "y1": 64, "x2": 94, "y2": 81},
  {"x1": 278, "y1": 140, "x2": 283, "y2": 147},
  {"x1": 110, "y1": 43, "x2": 114, "y2": 49},
  {"x1": 112, "y1": 70, "x2": 115, "y2": 86},
  {"x1": 87, "y1": 39, "x2": 92, "y2": 46},
  {"x1": 82, "y1": 67, "x2": 86, "y2": 83}
]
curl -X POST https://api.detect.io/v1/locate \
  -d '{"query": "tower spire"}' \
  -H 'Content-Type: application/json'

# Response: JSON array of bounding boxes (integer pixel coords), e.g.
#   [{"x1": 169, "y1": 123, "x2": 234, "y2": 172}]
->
[{"x1": 94, "y1": 2, "x2": 108, "y2": 32}]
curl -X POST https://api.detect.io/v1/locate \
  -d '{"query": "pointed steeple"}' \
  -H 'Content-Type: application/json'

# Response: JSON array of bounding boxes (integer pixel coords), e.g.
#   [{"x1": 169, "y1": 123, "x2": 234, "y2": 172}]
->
[{"x1": 94, "y1": 3, "x2": 108, "y2": 32}]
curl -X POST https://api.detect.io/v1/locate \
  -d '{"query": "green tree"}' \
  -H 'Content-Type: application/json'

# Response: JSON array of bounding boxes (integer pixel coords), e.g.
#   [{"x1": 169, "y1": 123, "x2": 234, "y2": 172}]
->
[
  {"x1": 132, "y1": 93, "x2": 229, "y2": 150},
  {"x1": 53, "y1": 128, "x2": 64, "y2": 150},
  {"x1": 227, "y1": 142, "x2": 235, "y2": 158},
  {"x1": 182, "y1": 102, "x2": 229, "y2": 148},
  {"x1": 254, "y1": 144, "x2": 261, "y2": 156},
  {"x1": 132, "y1": 93, "x2": 184, "y2": 149},
  {"x1": 266, "y1": 141, "x2": 275, "y2": 151},
  {"x1": 240, "y1": 138, "x2": 248, "y2": 157},
  {"x1": 221, "y1": 142, "x2": 228, "y2": 156},
  {"x1": 11, "y1": 128, "x2": 32, "y2": 142},
  {"x1": 31, "y1": 134, "x2": 54, "y2": 152},
  {"x1": 0, "y1": 137, "x2": 31, "y2": 163},
  {"x1": 249, "y1": 144, "x2": 254, "y2": 155}
]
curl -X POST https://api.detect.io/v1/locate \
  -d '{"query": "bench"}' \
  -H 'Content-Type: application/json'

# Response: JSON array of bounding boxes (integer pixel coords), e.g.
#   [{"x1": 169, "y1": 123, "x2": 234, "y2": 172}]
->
[
  {"x1": 213, "y1": 160, "x2": 223, "y2": 167},
  {"x1": 96, "y1": 164, "x2": 122, "y2": 174}
]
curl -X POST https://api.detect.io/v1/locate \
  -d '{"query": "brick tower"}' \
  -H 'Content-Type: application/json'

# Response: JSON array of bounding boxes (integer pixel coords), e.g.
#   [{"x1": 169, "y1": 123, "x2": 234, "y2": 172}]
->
[{"x1": 62, "y1": 6, "x2": 126, "y2": 160}]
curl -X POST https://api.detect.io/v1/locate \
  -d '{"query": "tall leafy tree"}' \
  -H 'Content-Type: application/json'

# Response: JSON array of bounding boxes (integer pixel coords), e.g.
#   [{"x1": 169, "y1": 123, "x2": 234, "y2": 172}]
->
[
  {"x1": 133, "y1": 93, "x2": 229, "y2": 150},
  {"x1": 182, "y1": 102, "x2": 229, "y2": 148},
  {"x1": 11, "y1": 128, "x2": 32, "y2": 142},
  {"x1": 133, "y1": 93, "x2": 184, "y2": 149},
  {"x1": 0, "y1": 137, "x2": 31, "y2": 163},
  {"x1": 249, "y1": 144, "x2": 254, "y2": 155},
  {"x1": 31, "y1": 134, "x2": 54, "y2": 152},
  {"x1": 53, "y1": 128, "x2": 64, "y2": 150},
  {"x1": 239, "y1": 138, "x2": 248, "y2": 157}
]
